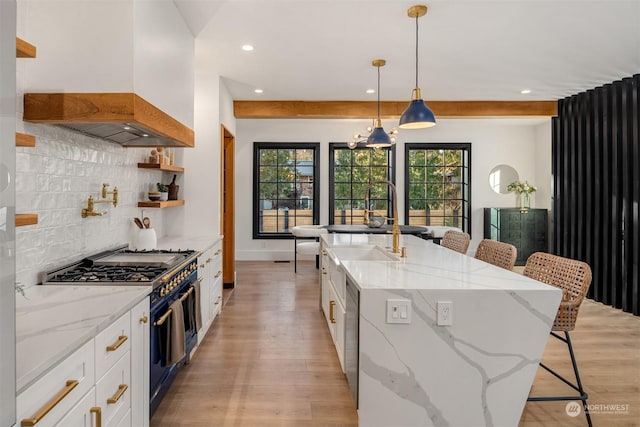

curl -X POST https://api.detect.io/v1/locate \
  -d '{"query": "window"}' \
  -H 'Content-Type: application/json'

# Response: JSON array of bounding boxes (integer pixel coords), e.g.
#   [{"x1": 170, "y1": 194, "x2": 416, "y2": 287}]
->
[
  {"x1": 253, "y1": 142, "x2": 320, "y2": 238},
  {"x1": 329, "y1": 143, "x2": 395, "y2": 225},
  {"x1": 405, "y1": 143, "x2": 471, "y2": 233}
]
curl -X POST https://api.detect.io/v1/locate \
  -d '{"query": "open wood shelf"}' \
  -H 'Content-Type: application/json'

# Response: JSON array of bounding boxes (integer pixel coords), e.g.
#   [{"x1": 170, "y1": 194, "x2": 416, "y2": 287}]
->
[
  {"x1": 137, "y1": 163, "x2": 184, "y2": 173},
  {"x1": 16, "y1": 37, "x2": 36, "y2": 58},
  {"x1": 137, "y1": 199, "x2": 185, "y2": 208},
  {"x1": 16, "y1": 132, "x2": 36, "y2": 147},
  {"x1": 16, "y1": 214, "x2": 38, "y2": 227}
]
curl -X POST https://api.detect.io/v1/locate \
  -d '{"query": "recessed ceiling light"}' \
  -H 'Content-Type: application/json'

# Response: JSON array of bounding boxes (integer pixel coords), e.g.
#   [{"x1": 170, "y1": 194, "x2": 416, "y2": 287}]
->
[
  {"x1": 521, "y1": 89, "x2": 532, "y2": 94},
  {"x1": 366, "y1": 89, "x2": 375, "y2": 94},
  {"x1": 123, "y1": 126, "x2": 132, "y2": 130},
  {"x1": 254, "y1": 89, "x2": 263, "y2": 94},
  {"x1": 142, "y1": 134, "x2": 149, "y2": 137},
  {"x1": 241, "y1": 44, "x2": 254, "y2": 51}
]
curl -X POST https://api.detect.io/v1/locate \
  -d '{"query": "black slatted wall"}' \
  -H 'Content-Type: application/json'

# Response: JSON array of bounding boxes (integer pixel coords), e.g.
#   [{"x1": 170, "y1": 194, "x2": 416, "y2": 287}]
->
[{"x1": 552, "y1": 74, "x2": 639, "y2": 315}]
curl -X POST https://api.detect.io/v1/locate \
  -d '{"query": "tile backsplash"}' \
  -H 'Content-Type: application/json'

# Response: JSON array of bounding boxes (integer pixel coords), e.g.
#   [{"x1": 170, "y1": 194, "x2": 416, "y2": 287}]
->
[{"x1": 15, "y1": 123, "x2": 169, "y2": 288}]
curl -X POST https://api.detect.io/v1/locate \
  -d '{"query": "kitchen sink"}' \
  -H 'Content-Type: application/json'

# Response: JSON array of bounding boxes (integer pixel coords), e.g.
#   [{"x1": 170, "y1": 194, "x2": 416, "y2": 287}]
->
[{"x1": 326, "y1": 245, "x2": 399, "y2": 262}]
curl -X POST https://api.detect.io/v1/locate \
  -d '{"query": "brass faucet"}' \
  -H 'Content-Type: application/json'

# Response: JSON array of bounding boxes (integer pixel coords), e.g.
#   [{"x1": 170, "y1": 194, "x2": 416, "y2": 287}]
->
[
  {"x1": 81, "y1": 196, "x2": 105, "y2": 218},
  {"x1": 97, "y1": 183, "x2": 118, "y2": 207},
  {"x1": 364, "y1": 180, "x2": 400, "y2": 254}
]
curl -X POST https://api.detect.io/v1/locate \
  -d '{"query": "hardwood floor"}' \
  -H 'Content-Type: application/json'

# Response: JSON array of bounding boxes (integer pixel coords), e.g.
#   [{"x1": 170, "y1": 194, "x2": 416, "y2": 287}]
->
[{"x1": 151, "y1": 261, "x2": 640, "y2": 427}]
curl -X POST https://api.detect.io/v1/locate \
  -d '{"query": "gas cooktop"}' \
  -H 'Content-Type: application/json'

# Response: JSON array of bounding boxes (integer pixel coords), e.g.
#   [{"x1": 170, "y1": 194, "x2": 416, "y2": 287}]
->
[{"x1": 41, "y1": 245, "x2": 197, "y2": 286}]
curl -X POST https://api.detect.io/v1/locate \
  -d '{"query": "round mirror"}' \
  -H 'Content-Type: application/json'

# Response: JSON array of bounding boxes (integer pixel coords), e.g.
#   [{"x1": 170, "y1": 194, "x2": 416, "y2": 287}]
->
[{"x1": 489, "y1": 164, "x2": 519, "y2": 194}]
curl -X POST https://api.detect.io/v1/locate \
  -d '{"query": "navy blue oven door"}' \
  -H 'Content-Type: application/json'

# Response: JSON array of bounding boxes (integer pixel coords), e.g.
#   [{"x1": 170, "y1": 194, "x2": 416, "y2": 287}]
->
[{"x1": 149, "y1": 271, "x2": 198, "y2": 417}]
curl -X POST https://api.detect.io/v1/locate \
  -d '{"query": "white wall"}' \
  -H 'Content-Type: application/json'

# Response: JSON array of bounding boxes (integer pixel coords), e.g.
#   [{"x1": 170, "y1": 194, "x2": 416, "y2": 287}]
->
[{"x1": 235, "y1": 118, "x2": 552, "y2": 260}]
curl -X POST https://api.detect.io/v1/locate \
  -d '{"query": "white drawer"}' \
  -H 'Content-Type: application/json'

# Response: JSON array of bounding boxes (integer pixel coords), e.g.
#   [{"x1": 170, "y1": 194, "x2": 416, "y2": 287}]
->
[
  {"x1": 54, "y1": 388, "x2": 96, "y2": 427},
  {"x1": 96, "y1": 352, "x2": 130, "y2": 427},
  {"x1": 17, "y1": 340, "x2": 95, "y2": 427},
  {"x1": 95, "y1": 311, "x2": 131, "y2": 379}
]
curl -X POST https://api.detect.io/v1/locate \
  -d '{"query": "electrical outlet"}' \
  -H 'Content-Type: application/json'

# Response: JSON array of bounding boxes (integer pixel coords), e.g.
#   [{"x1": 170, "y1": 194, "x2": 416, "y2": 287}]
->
[
  {"x1": 437, "y1": 301, "x2": 453, "y2": 326},
  {"x1": 386, "y1": 299, "x2": 411, "y2": 324}
]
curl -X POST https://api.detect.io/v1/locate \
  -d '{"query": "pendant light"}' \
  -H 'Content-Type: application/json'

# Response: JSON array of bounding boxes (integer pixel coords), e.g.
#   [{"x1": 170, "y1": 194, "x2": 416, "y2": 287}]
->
[
  {"x1": 399, "y1": 4, "x2": 436, "y2": 129},
  {"x1": 366, "y1": 59, "x2": 394, "y2": 148}
]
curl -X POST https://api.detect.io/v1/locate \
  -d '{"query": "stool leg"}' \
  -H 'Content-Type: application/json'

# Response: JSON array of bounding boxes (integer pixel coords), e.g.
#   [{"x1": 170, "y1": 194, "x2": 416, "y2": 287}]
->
[{"x1": 565, "y1": 332, "x2": 592, "y2": 427}]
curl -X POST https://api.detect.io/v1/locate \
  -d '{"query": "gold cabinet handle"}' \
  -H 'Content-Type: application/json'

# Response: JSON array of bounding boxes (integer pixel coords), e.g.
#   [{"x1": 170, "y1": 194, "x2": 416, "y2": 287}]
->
[
  {"x1": 106, "y1": 335, "x2": 128, "y2": 352},
  {"x1": 214, "y1": 270, "x2": 222, "y2": 279},
  {"x1": 214, "y1": 249, "x2": 222, "y2": 256},
  {"x1": 322, "y1": 250, "x2": 327, "y2": 256},
  {"x1": 21, "y1": 380, "x2": 79, "y2": 426},
  {"x1": 322, "y1": 268, "x2": 327, "y2": 275},
  {"x1": 107, "y1": 384, "x2": 128, "y2": 404},
  {"x1": 90, "y1": 407, "x2": 102, "y2": 427},
  {"x1": 199, "y1": 263, "x2": 205, "y2": 269},
  {"x1": 206, "y1": 257, "x2": 212, "y2": 263},
  {"x1": 329, "y1": 301, "x2": 336, "y2": 323},
  {"x1": 139, "y1": 315, "x2": 148, "y2": 324}
]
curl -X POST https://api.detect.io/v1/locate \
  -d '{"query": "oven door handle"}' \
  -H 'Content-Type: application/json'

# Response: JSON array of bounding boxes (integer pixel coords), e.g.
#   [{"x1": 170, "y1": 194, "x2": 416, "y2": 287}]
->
[{"x1": 153, "y1": 286, "x2": 195, "y2": 326}]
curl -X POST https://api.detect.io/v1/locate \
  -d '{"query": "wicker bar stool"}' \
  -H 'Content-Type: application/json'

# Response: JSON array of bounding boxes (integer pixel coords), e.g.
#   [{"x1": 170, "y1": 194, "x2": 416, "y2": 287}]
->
[
  {"x1": 524, "y1": 252, "x2": 593, "y2": 427},
  {"x1": 440, "y1": 230, "x2": 470, "y2": 255},
  {"x1": 474, "y1": 239, "x2": 517, "y2": 270}
]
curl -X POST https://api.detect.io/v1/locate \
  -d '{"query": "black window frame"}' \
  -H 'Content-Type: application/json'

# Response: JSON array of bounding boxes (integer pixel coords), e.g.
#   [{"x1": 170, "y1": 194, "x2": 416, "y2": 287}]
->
[
  {"x1": 328, "y1": 142, "x2": 396, "y2": 225},
  {"x1": 253, "y1": 142, "x2": 320, "y2": 239},
  {"x1": 404, "y1": 142, "x2": 472, "y2": 234}
]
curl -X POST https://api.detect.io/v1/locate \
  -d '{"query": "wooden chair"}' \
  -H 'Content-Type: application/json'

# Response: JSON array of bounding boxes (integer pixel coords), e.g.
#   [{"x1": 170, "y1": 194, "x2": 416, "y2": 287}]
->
[
  {"x1": 474, "y1": 239, "x2": 517, "y2": 270},
  {"x1": 291, "y1": 225, "x2": 327, "y2": 273},
  {"x1": 440, "y1": 230, "x2": 470, "y2": 255},
  {"x1": 524, "y1": 252, "x2": 593, "y2": 427}
]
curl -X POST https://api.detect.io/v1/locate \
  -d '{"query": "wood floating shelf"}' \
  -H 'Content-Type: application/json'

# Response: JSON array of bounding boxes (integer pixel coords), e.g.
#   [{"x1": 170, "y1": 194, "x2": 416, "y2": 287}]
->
[
  {"x1": 16, "y1": 214, "x2": 38, "y2": 227},
  {"x1": 137, "y1": 200, "x2": 185, "y2": 208},
  {"x1": 16, "y1": 132, "x2": 36, "y2": 147},
  {"x1": 16, "y1": 37, "x2": 36, "y2": 58},
  {"x1": 137, "y1": 163, "x2": 184, "y2": 173}
]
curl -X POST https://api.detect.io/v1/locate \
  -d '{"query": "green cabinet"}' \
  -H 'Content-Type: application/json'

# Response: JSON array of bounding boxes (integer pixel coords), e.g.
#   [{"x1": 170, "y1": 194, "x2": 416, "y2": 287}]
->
[{"x1": 483, "y1": 208, "x2": 548, "y2": 266}]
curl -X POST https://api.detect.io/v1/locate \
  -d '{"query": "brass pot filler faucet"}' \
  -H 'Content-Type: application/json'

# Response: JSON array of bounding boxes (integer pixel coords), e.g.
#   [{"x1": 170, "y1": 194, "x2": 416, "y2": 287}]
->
[{"x1": 81, "y1": 183, "x2": 118, "y2": 218}]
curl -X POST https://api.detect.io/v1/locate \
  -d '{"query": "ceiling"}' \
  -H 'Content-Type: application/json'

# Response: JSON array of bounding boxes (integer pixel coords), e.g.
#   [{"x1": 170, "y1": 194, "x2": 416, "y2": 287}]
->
[{"x1": 174, "y1": 0, "x2": 640, "y2": 103}]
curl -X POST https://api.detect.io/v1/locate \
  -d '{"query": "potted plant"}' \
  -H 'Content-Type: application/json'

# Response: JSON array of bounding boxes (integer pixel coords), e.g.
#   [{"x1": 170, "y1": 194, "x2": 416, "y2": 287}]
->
[{"x1": 157, "y1": 183, "x2": 169, "y2": 201}]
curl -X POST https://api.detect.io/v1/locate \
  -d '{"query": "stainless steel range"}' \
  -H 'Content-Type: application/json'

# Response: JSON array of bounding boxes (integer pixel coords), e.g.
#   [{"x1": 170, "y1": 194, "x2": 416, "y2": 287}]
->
[{"x1": 41, "y1": 245, "x2": 200, "y2": 417}]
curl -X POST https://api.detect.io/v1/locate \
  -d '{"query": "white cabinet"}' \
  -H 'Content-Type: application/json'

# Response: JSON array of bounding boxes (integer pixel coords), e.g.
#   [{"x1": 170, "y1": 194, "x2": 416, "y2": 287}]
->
[
  {"x1": 130, "y1": 298, "x2": 150, "y2": 427},
  {"x1": 197, "y1": 239, "x2": 223, "y2": 344},
  {"x1": 17, "y1": 298, "x2": 149, "y2": 427},
  {"x1": 319, "y1": 241, "x2": 346, "y2": 372}
]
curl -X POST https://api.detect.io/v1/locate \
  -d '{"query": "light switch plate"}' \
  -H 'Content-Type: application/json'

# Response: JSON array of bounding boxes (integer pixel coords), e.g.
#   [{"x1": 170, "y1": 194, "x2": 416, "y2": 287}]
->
[
  {"x1": 437, "y1": 301, "x2": 453, "y2": 326},
  {"x1": 386, "y1": 299, "x2": 411, "y2": 324}
]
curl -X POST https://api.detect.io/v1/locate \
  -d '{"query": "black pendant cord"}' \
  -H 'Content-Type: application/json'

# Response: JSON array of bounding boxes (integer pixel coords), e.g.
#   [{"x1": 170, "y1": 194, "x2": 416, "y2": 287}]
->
[{"x1": 415, "y1": 15, "x2": 419, "y2": 88}]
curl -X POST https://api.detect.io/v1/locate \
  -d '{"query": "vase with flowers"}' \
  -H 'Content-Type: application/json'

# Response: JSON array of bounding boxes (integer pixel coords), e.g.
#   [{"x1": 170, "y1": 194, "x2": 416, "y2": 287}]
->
[{"x1": 507, "y1": 180, "x2": 537, "y2": 211}]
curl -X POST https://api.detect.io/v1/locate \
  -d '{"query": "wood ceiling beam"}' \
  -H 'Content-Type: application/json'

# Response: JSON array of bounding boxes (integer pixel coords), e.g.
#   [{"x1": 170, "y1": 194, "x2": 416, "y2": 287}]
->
[{"x1": 234, "y1": 100, "x2": 557, "y2": 119}]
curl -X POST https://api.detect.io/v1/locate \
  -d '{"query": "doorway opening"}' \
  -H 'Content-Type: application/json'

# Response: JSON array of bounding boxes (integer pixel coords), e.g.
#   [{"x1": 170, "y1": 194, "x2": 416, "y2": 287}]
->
[{"x1": 221, "y1": 125, "x2": 235, "y2": 289}]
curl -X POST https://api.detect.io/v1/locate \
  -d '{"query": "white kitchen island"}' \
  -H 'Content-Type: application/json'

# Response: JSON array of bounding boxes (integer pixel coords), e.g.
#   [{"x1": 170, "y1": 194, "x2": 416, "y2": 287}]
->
[{"x1": 320, "y1": 233, "x2": 562, "y2": 427}]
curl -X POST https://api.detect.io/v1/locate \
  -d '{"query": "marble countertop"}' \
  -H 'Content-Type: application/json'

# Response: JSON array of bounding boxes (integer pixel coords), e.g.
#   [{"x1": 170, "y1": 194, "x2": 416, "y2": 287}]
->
[
  {"x1": 15, "y1": 285, "x2": 151, "y2": 393},
  {"x1": 322, "y1": 233, "x2": 558, "y2": 292},
  {"x1": 156, "y1": 234, "x2": 222, "y2": 253}
]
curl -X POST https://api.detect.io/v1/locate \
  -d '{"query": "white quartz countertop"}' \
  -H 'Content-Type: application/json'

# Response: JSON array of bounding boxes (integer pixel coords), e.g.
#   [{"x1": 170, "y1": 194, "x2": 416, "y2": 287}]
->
[
  {"x1": 156, "y1": 234, "x2": 222, "y2": 253},
  {"x1": 15, "y1": 285, "x2": 151, "y2": 393},
  {"x1": 322, "y1": 233, "x2": 559, "y2": 292}
]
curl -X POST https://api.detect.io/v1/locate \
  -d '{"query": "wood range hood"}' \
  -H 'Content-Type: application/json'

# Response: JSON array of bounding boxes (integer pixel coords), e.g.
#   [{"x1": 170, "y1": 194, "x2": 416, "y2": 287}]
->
[{"x1": 23, "y1": 93, "x2": 194, "y2": 148}]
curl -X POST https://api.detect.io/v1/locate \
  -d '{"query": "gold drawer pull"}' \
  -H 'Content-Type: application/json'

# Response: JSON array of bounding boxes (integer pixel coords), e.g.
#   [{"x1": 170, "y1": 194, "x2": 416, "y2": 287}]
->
[
  {"x1": 90, "y1": 407, "x2": 102, "y2": 427},
  {"x1": 139, "y1": 315, "x2": 148, "y2": 324},
  {"x1": 21, "y1": 380, "x2": 79, "y2": 426},
  {"x1": 206, "y1": 257, "x2": 212, "y2": 263},
  {"x1": 214, "y1": 270, "x2": 222, "y2": 279},
  {"x1": 322, "y1": 268, "x2": 327, "y2": 275},
  {"x1": 214, "y1": 249, "x2": 222, "y2": 256},
  {"x1": 107, "y1": 384, "x2": 128, "y2": 404},
  {"x1": 106, "y1": 335, "x2": 128, "y2": 352},
  {"x1": 329, "y1": 301, "x2": 336, "y2": 323},
  {"x1": 322, "y1": 250, "x2": 327, "y2": 255},
  {"x1": 199, "y1": 263, "x2": 205, "y2": 269}
]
